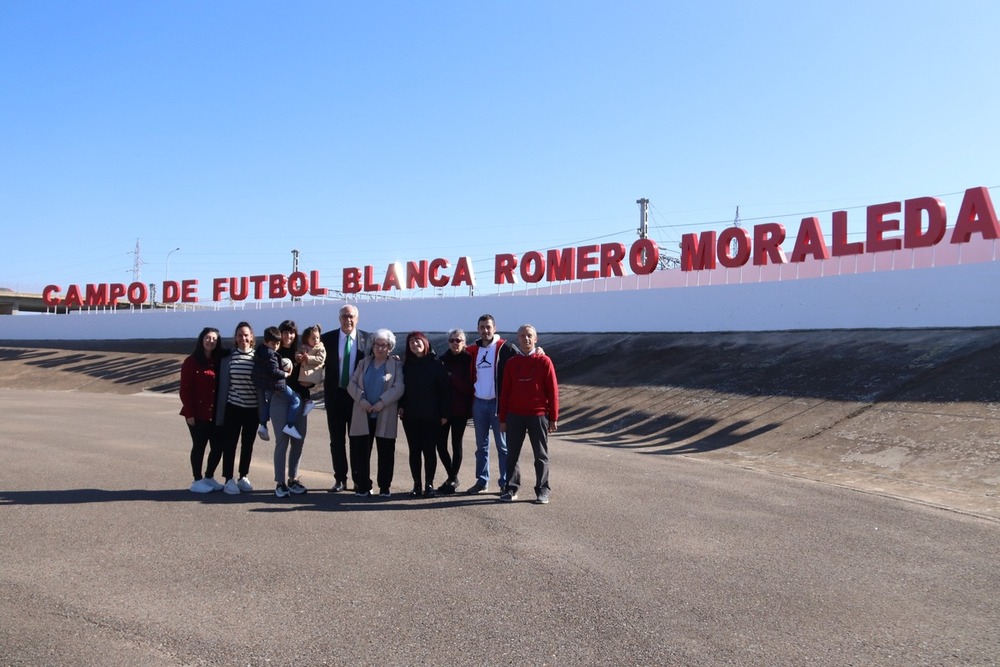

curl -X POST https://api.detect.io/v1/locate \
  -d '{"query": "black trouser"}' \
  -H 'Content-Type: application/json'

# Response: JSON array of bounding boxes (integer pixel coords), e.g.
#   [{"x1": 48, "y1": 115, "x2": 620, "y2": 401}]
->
[
  {"x1": 437, "y1": 418, "x2": 467, "y2": 482},
  {"x1": 504, "y1": 413, "x2": 550, "y2": 494},
  {"x1": 402, "y1": 417, "x2": 439, "y2": 489},
  {"x1": 325, "y1": 386, "x2": 353, "y2": 483},
  {"x1": 188, "y1": 419, "x2": 222, "y2": 480},
  {"x1": 349, "y1": 417, "x2": 395, "y2": 493},
  {"x1": 221, "y1": 403, "x2": 259, "y2": 480}
]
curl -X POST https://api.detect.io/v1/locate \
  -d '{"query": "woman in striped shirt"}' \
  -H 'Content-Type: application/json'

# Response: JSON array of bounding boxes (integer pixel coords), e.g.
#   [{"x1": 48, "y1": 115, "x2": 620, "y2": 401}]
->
[{"x1": 215, "y1": 321, "x2": 261, "y2": 495}]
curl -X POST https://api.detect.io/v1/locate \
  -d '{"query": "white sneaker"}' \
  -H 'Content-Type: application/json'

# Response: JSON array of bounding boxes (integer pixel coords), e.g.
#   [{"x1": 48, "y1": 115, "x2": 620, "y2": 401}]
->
[
  {"x1": 224, "y1": 479, "x2": 240, "y2": 495},
  {"x1": 303, "y1": 400, "x2": 315, "y2": 416},
  {"x1": 257, "y1": 424, "x2": 270, "y2": 441},
  {"x1": 236, "y1": 476, "x2": 254, "y2": 492},
  {"x1": 282, "y1": 424, "x2": 303, "y2": 440},
  {"x1": 204, "y1": 477, "x2": 224, "y2": 491},
  {"x1": 189, "y1": 478, "x2": 214, "y2": 493}
]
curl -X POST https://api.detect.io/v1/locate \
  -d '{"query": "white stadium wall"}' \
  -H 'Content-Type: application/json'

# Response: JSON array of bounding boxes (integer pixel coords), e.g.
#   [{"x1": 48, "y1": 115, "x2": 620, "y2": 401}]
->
[{"x1": 2, "y1": 234, "x2": 999, "y2": 340}]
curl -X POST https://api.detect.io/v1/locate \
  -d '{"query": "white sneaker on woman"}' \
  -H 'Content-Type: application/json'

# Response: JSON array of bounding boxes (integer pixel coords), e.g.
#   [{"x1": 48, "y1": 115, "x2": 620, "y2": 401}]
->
[
  {"x1": 204, "y1": 477, "x2": 224, "y2": 491},
  {"x1": 282, "y1": 424, "x2": 303, "y2": 440},
  {"x1": 223, "y1": 479, "x2": 240, "y2": 495},
  {"x1": 189, "y1": 479, "x2": 214, "y2": 493},
  {"x1": 236, "y1": 477, "x2": 254, "y2": 492}
]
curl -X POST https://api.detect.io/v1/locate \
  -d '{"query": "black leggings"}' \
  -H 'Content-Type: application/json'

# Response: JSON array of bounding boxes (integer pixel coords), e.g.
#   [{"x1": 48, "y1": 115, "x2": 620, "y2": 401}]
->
[
  {"x1": 402, "y1": 418, "x2": 439, "y2": 488},
  {"x1": 188, "y1": 419, "x2": 222, "y2": 480},
  {"x1": 437, "y1": 418, "x2": 467, "y2": 482}
]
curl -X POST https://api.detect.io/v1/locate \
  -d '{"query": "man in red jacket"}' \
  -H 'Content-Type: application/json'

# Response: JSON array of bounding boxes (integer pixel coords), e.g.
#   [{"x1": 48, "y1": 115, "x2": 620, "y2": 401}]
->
[{"x1": 498, "y1": 324, "x2": 559, "y2": 505}]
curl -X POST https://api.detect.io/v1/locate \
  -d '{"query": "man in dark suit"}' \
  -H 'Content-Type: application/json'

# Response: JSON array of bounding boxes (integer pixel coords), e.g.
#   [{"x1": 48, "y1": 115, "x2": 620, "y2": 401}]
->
[{"x1": 321, "y1": 304, "x2": 369, "y2": 491}]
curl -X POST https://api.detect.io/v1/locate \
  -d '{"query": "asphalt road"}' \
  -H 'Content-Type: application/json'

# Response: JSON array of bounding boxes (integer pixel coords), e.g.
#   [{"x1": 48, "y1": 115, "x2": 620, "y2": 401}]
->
[{"x1": 1, "y1": 389, "x2": 998, "y2": 667}]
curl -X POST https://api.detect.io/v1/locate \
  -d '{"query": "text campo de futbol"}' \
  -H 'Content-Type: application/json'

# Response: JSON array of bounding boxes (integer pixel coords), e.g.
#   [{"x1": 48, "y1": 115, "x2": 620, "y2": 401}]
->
[{"x1": 42, "y1": 186, "x2": 999, "y2": 308}]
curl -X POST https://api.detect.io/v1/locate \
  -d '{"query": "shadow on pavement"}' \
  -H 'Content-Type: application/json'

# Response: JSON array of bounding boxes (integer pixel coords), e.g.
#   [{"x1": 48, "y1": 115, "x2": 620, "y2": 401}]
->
[{"x1": 0, "y1": 488, "x2": 508, "y2": 511}]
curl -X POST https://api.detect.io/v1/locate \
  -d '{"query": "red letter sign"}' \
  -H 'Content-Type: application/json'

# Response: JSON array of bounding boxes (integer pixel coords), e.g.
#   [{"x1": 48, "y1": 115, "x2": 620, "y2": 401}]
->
[
  {"x1": 904, "y1": 197, "x2": 946, "y2": 248},
  {"x1": 495, "y1": 254, "x2": 517, "y2": 285},
  {"x1": 752, "y1": 224, "x2": 787, "y2": 266},
  {"x1": 790, "y1": 217, "x2": 830, "y2": 263},
  {"x1": 951, "y1": 186, "x2": 1000, "y2": 243},
  {"x1": 681, "y1": 232, "x2": 716, "y2": 271}
]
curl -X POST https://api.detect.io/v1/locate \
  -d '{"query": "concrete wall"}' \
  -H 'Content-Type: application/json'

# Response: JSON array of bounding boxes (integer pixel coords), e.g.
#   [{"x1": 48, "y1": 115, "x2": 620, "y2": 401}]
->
[{"x1": 4, "y1": 240, "x2": 999, "y2": 340}]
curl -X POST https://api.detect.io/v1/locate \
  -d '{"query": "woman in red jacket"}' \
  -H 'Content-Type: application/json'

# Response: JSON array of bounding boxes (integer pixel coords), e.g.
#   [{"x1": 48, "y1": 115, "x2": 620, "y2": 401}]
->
[{"x1": 180, "y1": 327, "x2": 225, "y2": 493}]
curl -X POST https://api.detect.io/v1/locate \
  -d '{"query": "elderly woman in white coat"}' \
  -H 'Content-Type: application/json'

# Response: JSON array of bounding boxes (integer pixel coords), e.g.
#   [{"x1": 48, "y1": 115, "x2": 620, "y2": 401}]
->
[{"x1": 347, "y1": 328, "x2": 404, "y2": 498}]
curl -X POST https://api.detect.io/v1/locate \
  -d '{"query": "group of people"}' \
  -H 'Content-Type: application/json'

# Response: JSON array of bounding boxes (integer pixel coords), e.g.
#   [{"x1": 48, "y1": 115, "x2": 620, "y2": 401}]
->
[{"x1": 178, "y1": 306, "x2": 559, "y2": 505}]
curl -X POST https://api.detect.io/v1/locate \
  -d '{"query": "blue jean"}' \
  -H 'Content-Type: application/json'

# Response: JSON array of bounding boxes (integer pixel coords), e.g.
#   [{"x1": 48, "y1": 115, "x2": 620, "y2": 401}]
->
[
  {"x1": 472, "y1": 397, "x2": 507, "y2": 488},
  {"x1": 263, "y1": 385, "x2": 301, "y2": 428}
]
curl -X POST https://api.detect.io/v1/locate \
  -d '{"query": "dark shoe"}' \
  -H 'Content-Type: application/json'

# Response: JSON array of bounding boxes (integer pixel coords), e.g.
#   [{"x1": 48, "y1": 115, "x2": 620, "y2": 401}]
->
[
  {"x1": 354, "y1": 489, "x2": 372, "y2": 497},
  {"x1": 410, "y1": 486, "x2": 422, "y2": 497},
  {"x1": 330, "y1": 480, "x2": 347, "y2": 493},
  {"x1": 424, "y1": 484, "x2": 437, "y2": 498},
  {"x1": 535, "y1": 490, "x2": 550, "y2": 505},
  {"x1": 499, "y1": 489, "x2": 517, "y2": 502},
  {"x1": 288, "y1": 479, "x2": 307, "y2": 495},
  {"x1": 437, "y1": 482, "x2": 455, "y2": 495},
  {"x1": 465, "y1": 483, "x2": 487, "y2": 495},
  {"x1": 275, "y1": 483, "x2": 290, "y2": 498},
  {"x1": 378, "y1": 489, "x2": 391, "y2": 498}
]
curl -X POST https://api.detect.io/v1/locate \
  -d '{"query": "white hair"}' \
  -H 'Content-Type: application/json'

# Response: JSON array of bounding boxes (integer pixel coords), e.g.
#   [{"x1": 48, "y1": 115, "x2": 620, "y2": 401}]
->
[{"x1": 372, "y1": 328, "x2": 395, "y2": 351}]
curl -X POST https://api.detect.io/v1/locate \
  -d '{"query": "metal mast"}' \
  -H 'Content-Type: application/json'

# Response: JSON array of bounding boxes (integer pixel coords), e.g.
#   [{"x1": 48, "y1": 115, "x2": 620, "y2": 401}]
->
[
  {"x1": 129, "y1": 238, "x2": 143, "y2": 282},
  {"x1": 636, "y1": 198, "x2": 650, "y2": 267},
  {"x1": 636, "y1": 198, "x2": 650, "y2": 240},
  {"x1": 731, "y1": 206, "x2": 742, "y2": 259}
]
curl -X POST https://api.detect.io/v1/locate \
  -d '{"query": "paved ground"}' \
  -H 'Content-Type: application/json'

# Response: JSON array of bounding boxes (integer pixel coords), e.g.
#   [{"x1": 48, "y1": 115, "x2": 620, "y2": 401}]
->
[
  {"x1": 1, "y1": 389, "x2": 999, "y2": 667},
  {"x1": 1, "y1": 330, "x2": 1000, "y2": 666}
]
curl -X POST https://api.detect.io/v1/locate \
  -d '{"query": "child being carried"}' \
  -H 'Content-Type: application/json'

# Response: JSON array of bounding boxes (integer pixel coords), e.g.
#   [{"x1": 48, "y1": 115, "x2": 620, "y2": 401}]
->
[
  {"x1": 295, "y1": 324, "x2": 327, "y2": 416},
  {"x1": 252, "y1": 326, "x2": 303, "y2": 441}
]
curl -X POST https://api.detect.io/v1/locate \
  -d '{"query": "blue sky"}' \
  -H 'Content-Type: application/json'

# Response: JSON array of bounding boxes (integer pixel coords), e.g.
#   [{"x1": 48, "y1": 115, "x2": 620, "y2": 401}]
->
[{"x1": 2, "y1": 1, "x2": 998, "y2": 299}]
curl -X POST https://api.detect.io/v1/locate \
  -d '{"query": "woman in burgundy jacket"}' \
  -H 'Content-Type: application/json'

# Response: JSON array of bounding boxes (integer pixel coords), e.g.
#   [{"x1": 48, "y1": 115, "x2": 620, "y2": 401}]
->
[
  {"x1": 436, "y1": 328, "x2": 474, "y2": 494},
  {"x1": 180, "y1": 326, "x2": 225, "y2": 493}
]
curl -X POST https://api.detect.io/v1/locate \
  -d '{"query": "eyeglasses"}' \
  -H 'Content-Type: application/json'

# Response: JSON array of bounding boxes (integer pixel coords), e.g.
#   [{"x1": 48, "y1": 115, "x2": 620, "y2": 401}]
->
[
  {"x1": 448, "y1": 338, "x2": 463, "y2": 343},
  {"x1": 373, "y1": 342, "x2": 390, "y2": 350}
]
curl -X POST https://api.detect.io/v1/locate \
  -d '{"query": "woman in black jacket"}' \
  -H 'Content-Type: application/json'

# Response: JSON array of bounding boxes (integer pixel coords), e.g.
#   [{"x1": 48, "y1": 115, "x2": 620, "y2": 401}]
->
[
  {"x1": 399, "y1": 331, "x2": 451, "y2": 497},
  {"x1": 436, "y1": 328, "x2": 474, "y2": 494}
]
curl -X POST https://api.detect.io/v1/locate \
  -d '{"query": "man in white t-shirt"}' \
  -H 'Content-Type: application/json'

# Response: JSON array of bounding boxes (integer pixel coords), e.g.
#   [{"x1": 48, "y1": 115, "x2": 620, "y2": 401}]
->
[{"x1": 464, "y1": 314, "x2": 520, "y2": 494}]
